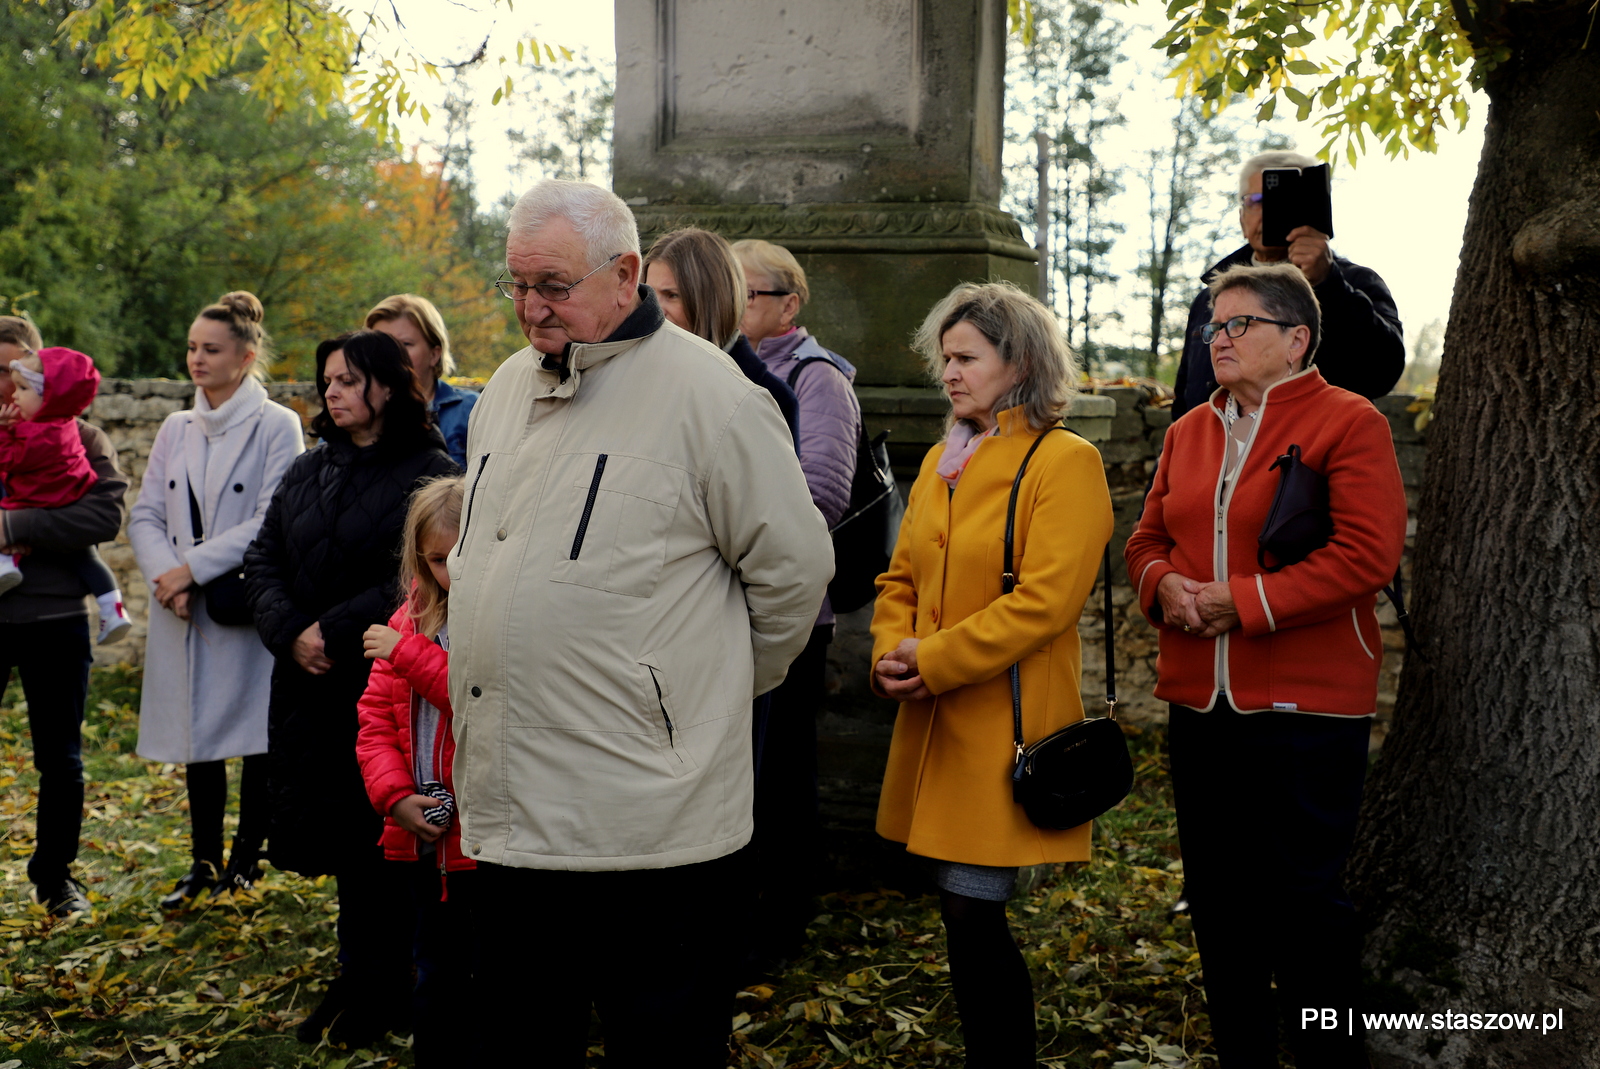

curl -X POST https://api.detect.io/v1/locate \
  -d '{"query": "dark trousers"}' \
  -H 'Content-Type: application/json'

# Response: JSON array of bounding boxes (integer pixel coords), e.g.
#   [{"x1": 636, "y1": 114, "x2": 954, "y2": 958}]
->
[
  {"x1": 1168, "y1": 701, "x2": 1371, "y2": 1069},
  {"x1": 471, "y1": 851, "x2": 745, "y2": 1068},
  {"x1": 749, "y1": 625, "x2": 829, "y2": 962},
  {"x1": 406, "y1": 861, "x2": 476, "y2": 1069},
  {"x1": 185, "y1": 753, "x2": 268, "y2": 872},
  {"x1": 333, "y1": 855, "x2": 419, "y2": 1015},
  {"x1": 7, "y1": 617, "x2": 93, "y2": 886}
]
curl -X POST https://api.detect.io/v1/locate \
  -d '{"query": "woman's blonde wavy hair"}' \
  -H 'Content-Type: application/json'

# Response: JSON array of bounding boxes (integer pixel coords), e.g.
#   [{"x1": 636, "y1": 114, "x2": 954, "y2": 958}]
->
[
  {"x1": 913, "y1": 281, "x2": 1078, "y2": 434},
  {"x1": 399, "y1": 475, "x2": 465, "y2": 639}
]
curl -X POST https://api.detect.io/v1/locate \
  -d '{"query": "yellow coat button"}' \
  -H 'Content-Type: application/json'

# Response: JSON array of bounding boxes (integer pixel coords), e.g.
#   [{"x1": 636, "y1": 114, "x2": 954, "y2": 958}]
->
[
  {"x1": 930, "y1": 607, "x2": 940, "y2": 624},
  {"x1": 936, "y1": 532, "x2": 946, "y2": 547}
]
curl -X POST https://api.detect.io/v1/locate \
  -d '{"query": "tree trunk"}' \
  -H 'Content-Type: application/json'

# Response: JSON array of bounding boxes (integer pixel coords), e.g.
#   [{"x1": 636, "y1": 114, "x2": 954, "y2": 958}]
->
[{"x1": 1347, "y1": 5, "x2": 1600, "y2": 1065}]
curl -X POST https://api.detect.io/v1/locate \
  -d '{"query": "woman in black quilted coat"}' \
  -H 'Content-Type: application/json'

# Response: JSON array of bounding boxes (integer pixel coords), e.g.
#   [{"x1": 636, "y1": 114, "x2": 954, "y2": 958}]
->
[{"x1": 245, "y1": 329, "x2": 458, "y2": 1048}]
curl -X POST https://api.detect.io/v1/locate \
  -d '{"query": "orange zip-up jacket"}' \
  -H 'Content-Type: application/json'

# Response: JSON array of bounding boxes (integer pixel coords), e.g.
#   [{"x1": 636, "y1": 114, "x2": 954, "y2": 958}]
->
[{"x1": 1125, "y1": 368, "x2": 1406, "y2": 717}]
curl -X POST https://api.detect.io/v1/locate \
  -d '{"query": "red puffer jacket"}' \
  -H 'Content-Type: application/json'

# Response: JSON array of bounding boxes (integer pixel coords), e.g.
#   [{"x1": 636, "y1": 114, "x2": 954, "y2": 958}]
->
[{"x1": 355, "y1": 601, "x2": 474, "y2": 872}]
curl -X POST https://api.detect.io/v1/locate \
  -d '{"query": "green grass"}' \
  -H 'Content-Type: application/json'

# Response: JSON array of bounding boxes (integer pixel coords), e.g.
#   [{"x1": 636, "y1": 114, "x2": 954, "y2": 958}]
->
[{"x1": 1, "y1": 669, "x2": 1208, "y2": 1068}]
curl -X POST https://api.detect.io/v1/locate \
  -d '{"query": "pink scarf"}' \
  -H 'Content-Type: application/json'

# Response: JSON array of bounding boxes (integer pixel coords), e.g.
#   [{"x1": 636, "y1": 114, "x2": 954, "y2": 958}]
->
[{"x1": 937, "y1": 423, "x2": 996, "y2": 488}]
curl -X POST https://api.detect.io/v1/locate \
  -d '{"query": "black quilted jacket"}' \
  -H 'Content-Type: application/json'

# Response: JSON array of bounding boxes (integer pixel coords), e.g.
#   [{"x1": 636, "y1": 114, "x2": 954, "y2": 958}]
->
[{"x1": 244, "y1": 430, "x2": 457, "y2": 876}]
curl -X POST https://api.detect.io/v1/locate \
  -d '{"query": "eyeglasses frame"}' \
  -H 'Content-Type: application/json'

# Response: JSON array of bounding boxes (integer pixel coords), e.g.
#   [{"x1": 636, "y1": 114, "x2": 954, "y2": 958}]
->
[
  {"x1": 495, "y1": 253, "x2": 623, "y2": 303},
  {"x1": 1199, "y1": 314, "x2": 1298, "y2": 346}
]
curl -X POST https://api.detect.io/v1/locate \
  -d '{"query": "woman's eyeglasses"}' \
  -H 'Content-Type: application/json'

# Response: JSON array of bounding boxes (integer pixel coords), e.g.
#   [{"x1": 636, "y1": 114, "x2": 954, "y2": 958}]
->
[{"x1": 1199, "y1": 314, "x2": 1297, "y2": 345}]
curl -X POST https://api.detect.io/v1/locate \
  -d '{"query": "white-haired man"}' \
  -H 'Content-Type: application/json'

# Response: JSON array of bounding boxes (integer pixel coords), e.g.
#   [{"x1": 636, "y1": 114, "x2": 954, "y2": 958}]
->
[
  {"x1": 1171, "y1": 150, "x2": 1405, "y2": 420},
  {"x1": 449, "y1": 179, "x2": 832, "y2": 1066}
]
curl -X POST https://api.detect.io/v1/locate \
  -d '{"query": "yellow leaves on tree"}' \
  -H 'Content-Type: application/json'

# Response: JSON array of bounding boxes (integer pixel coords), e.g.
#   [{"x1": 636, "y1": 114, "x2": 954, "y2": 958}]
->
[{"x1": 37, "y1": 0, "x2": 569, "y2": 141}]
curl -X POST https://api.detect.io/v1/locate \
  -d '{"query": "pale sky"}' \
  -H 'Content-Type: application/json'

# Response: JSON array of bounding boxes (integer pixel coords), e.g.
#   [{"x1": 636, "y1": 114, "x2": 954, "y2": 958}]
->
[{"x1": 380, "y1": 0, "x2": 1484, "y2": 355}]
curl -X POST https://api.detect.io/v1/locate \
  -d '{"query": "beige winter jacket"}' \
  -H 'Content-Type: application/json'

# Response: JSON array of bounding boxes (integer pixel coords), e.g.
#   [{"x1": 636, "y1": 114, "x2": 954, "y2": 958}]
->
[{"x1": 449, "y1": 306, "x2": 833, "y2": 871}]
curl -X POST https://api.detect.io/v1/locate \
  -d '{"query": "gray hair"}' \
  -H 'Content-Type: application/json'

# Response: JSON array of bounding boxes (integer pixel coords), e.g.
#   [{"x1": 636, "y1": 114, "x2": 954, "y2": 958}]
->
[
  {"x1": 1238, "y1": 150, "x2": 1321, "y2": 196},
  {"x1": 914, "y1": 281, "x2": 1078, "y2": 434},
  {"x1": 1207, "y1": 262, "x2": 1322, "y2": 367},
  {"x1": 507, "y1": 180, "x2": 640, "y2": 269}
]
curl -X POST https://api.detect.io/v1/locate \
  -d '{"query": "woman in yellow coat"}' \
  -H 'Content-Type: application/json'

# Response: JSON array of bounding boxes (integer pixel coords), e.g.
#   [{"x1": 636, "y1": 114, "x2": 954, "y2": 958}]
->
[{"x1": 872, "y1": 282, "x2": 1112, "y2": 1067}]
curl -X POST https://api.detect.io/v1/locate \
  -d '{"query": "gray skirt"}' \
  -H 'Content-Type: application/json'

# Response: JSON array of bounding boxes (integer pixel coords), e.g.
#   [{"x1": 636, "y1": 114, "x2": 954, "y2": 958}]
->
[{"x1": 931, "y1": 860, "x2": 1019, "y2": 902}]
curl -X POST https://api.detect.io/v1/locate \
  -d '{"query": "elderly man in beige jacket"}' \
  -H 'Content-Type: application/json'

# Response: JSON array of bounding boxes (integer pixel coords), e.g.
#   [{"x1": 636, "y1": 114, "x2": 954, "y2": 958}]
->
[{"x1": 449, "y1": 180, "x2": 832, "y2": 1067}]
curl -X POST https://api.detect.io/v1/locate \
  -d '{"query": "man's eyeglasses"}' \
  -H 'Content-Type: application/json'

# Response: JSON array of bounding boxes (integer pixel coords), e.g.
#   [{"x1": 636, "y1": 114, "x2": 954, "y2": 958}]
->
[
  {"x1": 748, "y1": 289, "x2": 792, "y2": 301},
  {"x1": 494, "y1": 254, "x2": 622, "y2": 302},
  {"x1": 1239, "y1": 192, "x2": 1264, "y2": 209},
  {"x1": 1199, "y1": 314, "x2": 1297, "y2": 345}
]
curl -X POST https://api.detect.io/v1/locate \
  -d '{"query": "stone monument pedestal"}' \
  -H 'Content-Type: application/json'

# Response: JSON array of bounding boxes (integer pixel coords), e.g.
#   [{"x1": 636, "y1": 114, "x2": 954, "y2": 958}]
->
[{"x1": 614, "y1": 0, "x2": 1038, "y2": 466}]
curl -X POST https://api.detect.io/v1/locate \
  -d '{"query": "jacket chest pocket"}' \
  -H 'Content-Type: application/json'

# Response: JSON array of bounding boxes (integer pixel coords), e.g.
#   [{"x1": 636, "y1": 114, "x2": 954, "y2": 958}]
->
[
  {"x1": 449, "y1": 450, "x2": 507, "y2": 584},
  {"x1": 549, "y1": 452, "x2": 685, "y2": 598}
]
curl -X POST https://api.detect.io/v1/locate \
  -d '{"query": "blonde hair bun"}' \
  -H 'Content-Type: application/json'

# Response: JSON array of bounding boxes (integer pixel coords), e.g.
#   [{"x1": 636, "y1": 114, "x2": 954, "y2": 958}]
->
[{"x1": 218, "y1": 291, "x2": 265, "y2": 324}]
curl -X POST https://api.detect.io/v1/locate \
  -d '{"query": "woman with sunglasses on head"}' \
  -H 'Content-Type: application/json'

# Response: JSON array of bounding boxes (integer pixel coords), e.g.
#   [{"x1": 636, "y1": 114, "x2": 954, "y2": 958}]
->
[{"x1": 1125, "y1": 262, "x2": 1406, "y2": 1068}]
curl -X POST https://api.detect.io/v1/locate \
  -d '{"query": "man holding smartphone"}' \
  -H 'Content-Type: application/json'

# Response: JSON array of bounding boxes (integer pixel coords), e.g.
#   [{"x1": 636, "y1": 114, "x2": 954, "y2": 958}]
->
[{"x1": 1171, "y1": 150, "x2": 1406, "y2": 421}]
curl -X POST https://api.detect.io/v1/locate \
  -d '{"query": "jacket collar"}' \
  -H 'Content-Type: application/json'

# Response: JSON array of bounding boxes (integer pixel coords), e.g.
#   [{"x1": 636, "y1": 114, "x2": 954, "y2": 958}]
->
[
  {"x1": 1207, "y1": 366, "x2": 1328, "y2": 417},
  {"x1": 537, "y1": 285, "x2": 665, "y2": 388},
  {"x1": 1201, "y1": 244, "x2": 1256, "y2": 286},
  {"x1": 432, "y1": 379, "x2": 462, "y2": 409}
]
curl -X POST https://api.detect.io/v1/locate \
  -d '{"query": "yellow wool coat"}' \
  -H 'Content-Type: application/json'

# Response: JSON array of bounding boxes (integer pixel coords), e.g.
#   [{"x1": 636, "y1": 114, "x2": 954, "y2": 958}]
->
[{"x1": 872, "y1": 408, "x2": 1114, "y2": 866}]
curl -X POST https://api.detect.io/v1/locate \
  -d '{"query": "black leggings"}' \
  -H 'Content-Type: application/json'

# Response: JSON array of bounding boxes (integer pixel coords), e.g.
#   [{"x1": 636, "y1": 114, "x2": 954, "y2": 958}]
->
[
  {"x1": 185, "y1": 754, "x2": 268, "y2": 872},
  {"x1": 940, "y1": 890, "x2": 1037, "y2": 1067}
]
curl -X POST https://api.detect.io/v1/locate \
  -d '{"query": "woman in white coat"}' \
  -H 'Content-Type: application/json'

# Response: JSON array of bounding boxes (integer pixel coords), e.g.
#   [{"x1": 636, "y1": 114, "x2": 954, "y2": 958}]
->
[{"x1": 128, "y1": 292, "x2": 305, "y2": 908}]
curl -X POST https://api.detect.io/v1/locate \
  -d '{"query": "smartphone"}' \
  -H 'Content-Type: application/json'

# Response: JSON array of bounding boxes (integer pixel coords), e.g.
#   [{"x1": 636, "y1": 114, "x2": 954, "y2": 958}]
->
[{"x1": 1260, "y1": 163, "x2": 1334, "y2": 247}]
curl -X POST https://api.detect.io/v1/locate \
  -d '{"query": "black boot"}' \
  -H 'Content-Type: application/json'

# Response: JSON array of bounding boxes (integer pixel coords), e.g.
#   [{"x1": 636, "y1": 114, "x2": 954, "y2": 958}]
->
[
  {"x1": 159, "y1": 861, "x2": 218, "y2": 910},
  {"x1": 296, "y1": 975, "x2": 350, "y2": 1044},
  {"x1": 218, "y1": 856, "x2": 265, "y2": 896}
]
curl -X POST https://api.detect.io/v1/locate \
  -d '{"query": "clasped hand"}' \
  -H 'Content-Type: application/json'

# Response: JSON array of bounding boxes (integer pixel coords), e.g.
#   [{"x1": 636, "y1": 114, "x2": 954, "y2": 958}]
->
[
  {"x1": 390, "y1": 794, "x2": 445, "y2": 842},
  {"x1": 1156, "y1": 572, "x2": 1240, "y2": 639},
  {"x1": 152, "y1": 563, "x2": 195, "y2": 619},
  {"x1": 874, "y1": 637, "x2": 931, "y2": 701}
]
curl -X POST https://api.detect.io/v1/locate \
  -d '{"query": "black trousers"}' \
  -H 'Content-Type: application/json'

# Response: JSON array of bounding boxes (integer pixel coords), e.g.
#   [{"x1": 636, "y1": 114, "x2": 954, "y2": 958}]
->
[
  {"x1": 406, "y1": 861, "x2": 476, "y2": 1069},
  {"x1": 749, "y1": 624, "x2": 828, "y2": 961},
  {"x1": 7, "y1": 617, "x2": 93, "y2": 886},
  {"x1": 471, "y1": 851, "x2": 745, "y2": 1068},
  {"x1": 1168, "y1": 700, "x2": 1371, "y2": 1069}
]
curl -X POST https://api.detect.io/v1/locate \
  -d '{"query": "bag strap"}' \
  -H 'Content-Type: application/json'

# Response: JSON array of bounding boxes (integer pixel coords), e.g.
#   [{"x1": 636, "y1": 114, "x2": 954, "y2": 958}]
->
[
  {"x1": 785, "y1": 354, "x2": 840, "y2": 390},
  {"x1": 1383, "y1": 567, "x2": 1420, "y2": 651},
  {"x1": 1005, "y1": 425, "x2": 1118, "y2": 774}
]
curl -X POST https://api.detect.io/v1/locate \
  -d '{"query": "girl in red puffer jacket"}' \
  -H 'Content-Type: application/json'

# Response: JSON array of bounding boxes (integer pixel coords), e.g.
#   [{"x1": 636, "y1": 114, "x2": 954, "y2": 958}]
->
[{"x1": 354, "y1": 474, "x2": 468, "y2": 1068}]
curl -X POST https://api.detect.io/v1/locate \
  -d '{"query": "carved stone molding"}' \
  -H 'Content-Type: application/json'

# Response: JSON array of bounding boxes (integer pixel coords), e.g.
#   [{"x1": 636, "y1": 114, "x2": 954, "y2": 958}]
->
[{"x1": 631, "y1": 201, "x2": 1038, "y2": 261}]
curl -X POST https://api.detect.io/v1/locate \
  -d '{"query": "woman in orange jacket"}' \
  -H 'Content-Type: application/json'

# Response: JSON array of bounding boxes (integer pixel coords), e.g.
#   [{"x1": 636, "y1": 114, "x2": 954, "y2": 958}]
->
[
  {"x1": 871, "y1": 282, "x2": 1112, "y2": 1066},
  {"x1": 1125, "y1": 263, "x2": 1406, "y2": 1068}
]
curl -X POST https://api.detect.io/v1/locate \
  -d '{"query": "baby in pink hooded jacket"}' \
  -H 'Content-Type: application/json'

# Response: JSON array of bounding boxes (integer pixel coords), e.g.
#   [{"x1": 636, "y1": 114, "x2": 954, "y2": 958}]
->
[{"x1": 0, "y1": 346, "x2": 131, "y2": 643}]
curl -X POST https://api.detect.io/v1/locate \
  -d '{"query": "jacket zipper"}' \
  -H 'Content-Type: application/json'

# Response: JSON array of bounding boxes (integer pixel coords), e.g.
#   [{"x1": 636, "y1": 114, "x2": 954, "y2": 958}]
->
[
  {"x1": 569, "y1": 454, "x2": 608, "y2": 559},
  {"x1": 1210, "y1": 402, "x2": 1264, "y2": 707},
  {"x1": 647, "y1": 665, "x2": 674, "y2": 747},
  {"x1": 456, "y1": 453, "x2": 491, "y2": 557}
]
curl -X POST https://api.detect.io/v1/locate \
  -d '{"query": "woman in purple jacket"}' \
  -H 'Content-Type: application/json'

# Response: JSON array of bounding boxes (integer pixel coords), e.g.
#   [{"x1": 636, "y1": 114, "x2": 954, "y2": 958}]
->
[{"x1": 734, "y1": 239, "x2": 863, "y2": 971}]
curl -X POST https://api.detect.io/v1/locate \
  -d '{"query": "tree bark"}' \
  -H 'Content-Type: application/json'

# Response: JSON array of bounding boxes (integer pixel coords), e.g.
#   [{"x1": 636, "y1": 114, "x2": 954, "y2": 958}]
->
[{"x1": 1347, "y1": 4, "x2": 1600, "y2": 1065}]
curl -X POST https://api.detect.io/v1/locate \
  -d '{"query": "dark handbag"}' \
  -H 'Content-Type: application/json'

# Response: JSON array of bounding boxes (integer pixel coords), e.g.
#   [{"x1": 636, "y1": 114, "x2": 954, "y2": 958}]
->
[
  {"x1": 1257, "y1": 444, "x2": 1332, "y2": 570},
  {"x1": 1005, "y1": 427, "x2": 1135, "y2": 830},
  {"x1": 1257, "y1": 444, "x2": 1419, "y2": 650},
  {"x1": 187, "y1": 480, "x2": 253, "y2": 627},
  {"x1": 786, "y1": 355, "x2": 905, "y2": 613}
]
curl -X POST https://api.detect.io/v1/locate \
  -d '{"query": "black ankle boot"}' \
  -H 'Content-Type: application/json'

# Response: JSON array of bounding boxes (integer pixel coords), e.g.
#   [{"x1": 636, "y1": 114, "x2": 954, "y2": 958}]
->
[
  {"x1": 296, "y1": 975, "x2": 350, "y2": 1043},
  {"x1": 159, "y1": 861, "x2": 219, "y2": 910}
]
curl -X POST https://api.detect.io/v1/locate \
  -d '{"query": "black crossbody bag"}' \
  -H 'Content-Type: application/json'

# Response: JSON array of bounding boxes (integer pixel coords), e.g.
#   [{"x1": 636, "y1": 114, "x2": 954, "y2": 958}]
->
[
  {"x1": 1005, "y1": 427, "x2": 1135, "y2": 830},
  {"x1": 187, "y1": 480, "x2": 253, "y2": 627}
]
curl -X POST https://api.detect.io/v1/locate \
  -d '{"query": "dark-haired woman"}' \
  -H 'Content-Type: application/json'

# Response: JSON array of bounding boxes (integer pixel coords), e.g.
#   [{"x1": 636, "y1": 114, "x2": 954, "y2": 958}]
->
[
  {"x1": 130, "y1": 291, "x2": 304, "y2": 908},
  {"x1": 245, "y1": 330, "x2": 457, "y2": 1049}
]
